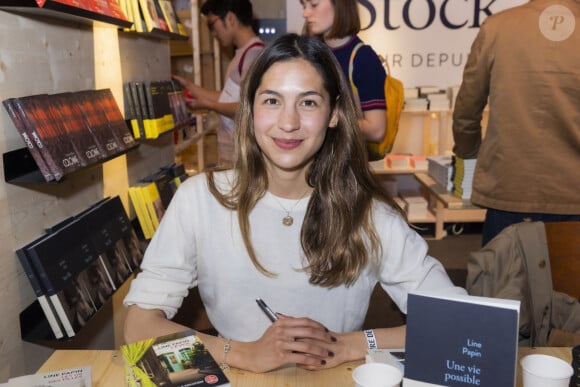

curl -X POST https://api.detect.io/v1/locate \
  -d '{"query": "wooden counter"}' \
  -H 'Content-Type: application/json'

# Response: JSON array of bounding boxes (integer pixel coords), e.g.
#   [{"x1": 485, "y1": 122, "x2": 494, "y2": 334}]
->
[{"x1": 37, "y1": 347, "x2": 571, "y2": 386}]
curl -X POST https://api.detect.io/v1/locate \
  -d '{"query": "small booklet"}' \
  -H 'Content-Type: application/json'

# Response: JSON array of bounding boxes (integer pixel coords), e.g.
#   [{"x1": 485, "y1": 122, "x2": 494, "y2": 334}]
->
[
  {"x1": 121, "y1": 329, "x2": 231, "y2": 387},
  {"x1": 6, "y1": 365, "x2": 91, "y2": 386},
  {"x1": 403, "y1": 290, "x2": 520, "y2": 387}
]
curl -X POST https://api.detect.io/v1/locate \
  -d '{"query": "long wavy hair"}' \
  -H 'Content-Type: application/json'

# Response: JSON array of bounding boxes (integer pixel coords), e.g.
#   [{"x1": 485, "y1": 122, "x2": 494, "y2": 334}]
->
[{"x1": 208, "y1": 33, "x2": 404, "y2": 287}]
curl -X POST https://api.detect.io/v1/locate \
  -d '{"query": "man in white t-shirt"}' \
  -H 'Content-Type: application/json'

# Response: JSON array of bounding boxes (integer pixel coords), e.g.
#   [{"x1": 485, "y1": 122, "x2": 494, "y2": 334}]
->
[{"x1": 173, "y1": 0, "x2": 264, "y2": 167}]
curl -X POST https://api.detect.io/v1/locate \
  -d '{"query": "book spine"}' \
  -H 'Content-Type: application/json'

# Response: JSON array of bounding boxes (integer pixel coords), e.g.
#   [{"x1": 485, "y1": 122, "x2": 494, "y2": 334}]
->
[
  {"x1": 16, "y1": 248, "x2": 65, "y2": 339},
  {"x1": 48, "y1": 293, "x2": 77, "y2": 338},
  {"x1": 123, "y1": 83, "x2": 141, "y2": 139},
  {"x1": 128, "y1": 186, "x2": 155, "y2": 239},
  {"x1": 129, "y1": 81, "x2": 146, "y2": 138},
  {"x1": 135, "y1": 82, "x2": 153, "y2": 138},
  {"x1": 2, "y1": 98, "x2": 55, "y2": 182}
]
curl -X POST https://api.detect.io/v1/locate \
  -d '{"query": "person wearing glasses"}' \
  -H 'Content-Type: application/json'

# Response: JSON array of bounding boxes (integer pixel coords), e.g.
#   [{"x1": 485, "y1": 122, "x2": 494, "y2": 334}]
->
[{"x1": 173, "y1": 0, "x2": 264, "y2": 167}]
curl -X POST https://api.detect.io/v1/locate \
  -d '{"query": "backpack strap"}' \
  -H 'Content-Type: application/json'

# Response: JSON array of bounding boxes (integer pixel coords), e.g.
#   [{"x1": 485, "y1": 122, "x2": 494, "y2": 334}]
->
[
  {"x1": 238, "y1": 41, "x2": 265, "y2": 76},
  {"x1": 348, "y1": 42, "x2": 364, "y2": 97}
]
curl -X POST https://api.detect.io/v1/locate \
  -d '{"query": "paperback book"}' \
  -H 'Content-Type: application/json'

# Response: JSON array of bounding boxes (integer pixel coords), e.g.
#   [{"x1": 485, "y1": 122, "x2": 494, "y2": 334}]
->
[
  {"x1": 6, "y1": 365, "x2": 91, "y2": 387},
  {"x1": 403, "y1": 291, "x2": 520, "y2": 387},
  {"x1": 121, "y1": 329, "x2": 230, "y2": 387}
]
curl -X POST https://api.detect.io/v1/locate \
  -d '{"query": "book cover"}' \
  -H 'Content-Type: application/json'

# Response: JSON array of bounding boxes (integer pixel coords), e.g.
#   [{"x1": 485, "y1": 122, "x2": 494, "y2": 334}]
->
[
  {"x1": 25, "y1": 219, "x2": 101, "y2": 337},
  {"x1": 403, "y1": 291, "x2": 520, "y2": 387},
  {"x1": 15, "y1": 242, "x2": 65, "y2": 339},
  {"x1": 2, "y1": 98, "x2": 55, "y2": 182},
  {"x1": 8, "y1": 365, "x2": 91, "y2": 387},
  {"x1": 128, "y1": 185, "x2": 156, "y2": 240},
  {"x1": 140, "y1": 181, "x2": 165, "y2": 229},
  {"x1": 138, "y1": 0, "x2": 162, "y2": 32},
  {"x1": 105, "y1": 195, "x2": 144, "y2": 270},
  {"x1": 121, "y1": 329, "x2": 231, "y2": 387},
  {"x1": 158, "y1": 0, "x2": 178, "y2": 33},
  {"x1": 75, "y1": 89, "x2": 124, "y2": 156},
  {"x1": 153, "y1": 0, "x2": 170, "y2": 31},
  {"x1": 13, "y1": 94, "x2": 83, "y2": 180},
  {"x1": 51, "y1": 92, "x2": 106, "y2": 166},
  {"x1": 123, "y1": 82, "x2": 141, "y2": 139},
  {"x1": 80, "y1": 197, "x2": 133, "y2": 289},
  {"x1": 145, "y1": 80, "x2": 174, "y2": 138},
  {"x1": 93, "y1": 88, "x2": 137, "y2": 149}
]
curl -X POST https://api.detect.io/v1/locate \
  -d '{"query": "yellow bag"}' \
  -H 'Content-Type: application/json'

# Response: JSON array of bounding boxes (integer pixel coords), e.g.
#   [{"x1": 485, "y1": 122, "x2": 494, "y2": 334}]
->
[{"x1": 349, "y1": 43, "x2": 404, "y2": 160}]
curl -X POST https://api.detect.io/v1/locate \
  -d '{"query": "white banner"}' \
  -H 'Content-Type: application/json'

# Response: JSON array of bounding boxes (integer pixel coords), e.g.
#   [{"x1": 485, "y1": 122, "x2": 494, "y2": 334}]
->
[{"x1": 287, "y1": 0, "x2": 528, "y2": 88}]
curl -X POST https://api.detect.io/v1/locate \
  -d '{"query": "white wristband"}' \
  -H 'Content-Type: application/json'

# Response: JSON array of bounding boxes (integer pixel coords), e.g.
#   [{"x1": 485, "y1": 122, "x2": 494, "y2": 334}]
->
[{"x1": 364, "y1": 329, "x2": 377, "y2": 350}]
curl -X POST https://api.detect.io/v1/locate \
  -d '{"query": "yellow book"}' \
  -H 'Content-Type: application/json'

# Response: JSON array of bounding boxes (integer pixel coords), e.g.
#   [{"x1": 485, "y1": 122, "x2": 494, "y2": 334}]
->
[
  {"x1": 141, "y1": 182, "x2": 165, "y2": 230},
  {"x1": 128, "y1": 186, "x2": 155, "y2": 239}
]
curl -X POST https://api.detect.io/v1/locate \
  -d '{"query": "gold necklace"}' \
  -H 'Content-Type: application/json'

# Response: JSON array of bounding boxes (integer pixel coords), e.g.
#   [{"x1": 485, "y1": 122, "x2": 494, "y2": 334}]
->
[{"x1": 272, "y1": 190, "x2": 310, "y2": 226}]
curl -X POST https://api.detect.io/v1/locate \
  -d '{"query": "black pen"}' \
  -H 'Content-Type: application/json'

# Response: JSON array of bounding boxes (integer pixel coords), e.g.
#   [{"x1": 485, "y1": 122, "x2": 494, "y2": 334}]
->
[{"x1": 256, "y1": 298, "x2": 278, "y2": 322}]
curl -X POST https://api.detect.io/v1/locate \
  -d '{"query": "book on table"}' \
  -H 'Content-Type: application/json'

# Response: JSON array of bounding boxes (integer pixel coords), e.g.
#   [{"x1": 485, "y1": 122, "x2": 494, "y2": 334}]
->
[
  {"x1": 403, "y1": 290, "x2": 520, "y2": 387},
  {"x1": 6, "y1": 365, "x2": 91, "y2": 387},
  {"x1": 121, "y1": 329, "x2": 231, "y2": 387}
]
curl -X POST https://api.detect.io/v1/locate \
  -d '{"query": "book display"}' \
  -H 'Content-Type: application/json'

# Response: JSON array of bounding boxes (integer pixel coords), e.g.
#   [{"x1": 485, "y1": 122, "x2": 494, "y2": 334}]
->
[
  {"x1": 2, "y1": 89, "x2": 139, "y2": 183},
  {"x1": 404, "y1": 291, "x2": 520, "y2": 386},
  {"x1": 16, "y1": 196, "x2": 144, "y2": 341},
  {"x1": 129, "y1": 163, "x2": 188, "y2": 239},
  {"x1": 124, "y1": 79, "x2": 189, "y2": 140},
  {"x1": 121, "y1": 329, "x2": 231, "y2": 387}
]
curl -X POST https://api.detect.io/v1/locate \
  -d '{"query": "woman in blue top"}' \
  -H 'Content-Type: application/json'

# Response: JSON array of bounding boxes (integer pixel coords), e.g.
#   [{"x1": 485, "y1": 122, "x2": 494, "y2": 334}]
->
[{"x1": 301, "y1": 0, "x2": 387, "y2": 149}]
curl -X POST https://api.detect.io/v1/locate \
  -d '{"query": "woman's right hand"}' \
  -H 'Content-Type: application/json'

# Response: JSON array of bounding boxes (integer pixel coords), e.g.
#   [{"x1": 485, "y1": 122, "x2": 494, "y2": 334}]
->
[{"x1": 230, "y1": 315, "x2": 336, "y2": 372}]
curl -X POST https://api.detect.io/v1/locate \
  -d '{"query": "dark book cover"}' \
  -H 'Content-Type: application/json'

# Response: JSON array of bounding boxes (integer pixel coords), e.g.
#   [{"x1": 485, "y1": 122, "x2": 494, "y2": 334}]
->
[
  {"x1": 51, "y1": 92, "x2": 106, "y2": 166},
  {"x1": 25, "y1": 219, "x2": 101, "y2": 337},
  {"x1": 16, "y1": 242, "x2": 65, "y2": 339},
  {"x1": 121, "y1": 329, "x2": 231, "y2": 387},
  {"x1": 80, "y1": 197, "x2": 133, "y2": 289},
  {"x1": 13, "y1": 94, "x2": 83, "y2": 180},
  {"x1": 145, "y1": 80, "x2": 174, "y2": 138},
  {"x1": 404, "y1": 292, "x2": 520, "y2": 387},
  {"x1": 127, "y1": 81, "x2": 147, "y2": 139},
  {"x1": 106, "y1": 195, "x2": 144, "y2": 270},
  {"x1": 93, "y1": 88, "x2": 137, "y2": 149},
  {"x1": 169, "y1": 79, "x2": 190, "y2": 126},
  {"x1": 133, "y1": 81, "x2": 155, "y2": 138},
  {"x1": 123, "y1": 82, "x2": 142, "y2": 139},
  {"x1": 75, "y1": 89, "x2": 124, "y2": 155},
  {"x1": 2, "y1": 98, "x2": 55, "y2": 182}
]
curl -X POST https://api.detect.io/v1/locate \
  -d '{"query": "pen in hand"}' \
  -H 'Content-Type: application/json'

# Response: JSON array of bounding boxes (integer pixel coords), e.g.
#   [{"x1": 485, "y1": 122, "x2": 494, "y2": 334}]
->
[{"x1": 256, "y1": 298, "x2": 278, "y2": 323}]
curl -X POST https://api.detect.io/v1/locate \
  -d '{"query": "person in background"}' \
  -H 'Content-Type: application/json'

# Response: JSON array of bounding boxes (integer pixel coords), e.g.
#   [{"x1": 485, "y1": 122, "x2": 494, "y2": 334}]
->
[
  {"x1": 452, "y1": 0, "x2": 580, "y2": 246},
  {"x1": 124, "y1": 33, "x2": 462, "y2": 373},
  {"x1": 300, "y1": 0, "x2": 386, "y2": 158},
  {"x1": 173, "y1": 0, "x2": 264, "y2": 167}
]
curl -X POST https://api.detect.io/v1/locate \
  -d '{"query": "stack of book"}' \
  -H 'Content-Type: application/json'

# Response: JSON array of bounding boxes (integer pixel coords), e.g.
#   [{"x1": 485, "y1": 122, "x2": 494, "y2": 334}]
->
[
  {"x1": 403, "y1": 97, "x2": 429, "y2": 112},
  {"x1": 426, "y1": 91, "x2": 450, "y2": 111},
  {"x1": 16, "y1": 196, "x2": 144, "y2": 340},
  {"x1": 2, "y1": 89, "x2": 137, "y2": 182},
  {"x1": 452, "y1": 156, "x2": 477, "y2": 200},
  {"x1": 427, "y1": 155, "x2": 454, "y2": 191},
  {"x1": 400, "y1": 191, "x2": 429, "y2": 220},
  {"x1": 123, "y1": 79, "x2": 189, "y2": 140},
  {"x1": 121, "y1": 0, "x2": 186, "y2": 35},
  {"x1": 129, "y1": 163, "x2": 188, "y2": 239}
]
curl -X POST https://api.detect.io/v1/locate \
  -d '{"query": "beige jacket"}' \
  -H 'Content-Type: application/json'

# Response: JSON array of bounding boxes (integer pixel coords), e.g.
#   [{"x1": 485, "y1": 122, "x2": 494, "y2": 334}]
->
[
  {"x1": 452, "y1": 0, "x2": 580, "y2": 214},
  {"x1": 466, "y1": 221, "x2": 580, "y2": 346}
]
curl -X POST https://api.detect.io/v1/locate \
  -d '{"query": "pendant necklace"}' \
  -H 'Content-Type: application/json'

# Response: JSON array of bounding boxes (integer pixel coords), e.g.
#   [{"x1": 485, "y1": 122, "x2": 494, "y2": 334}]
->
[{"x1": 272, "y1": 190, "x2": 310, "y2": 226}]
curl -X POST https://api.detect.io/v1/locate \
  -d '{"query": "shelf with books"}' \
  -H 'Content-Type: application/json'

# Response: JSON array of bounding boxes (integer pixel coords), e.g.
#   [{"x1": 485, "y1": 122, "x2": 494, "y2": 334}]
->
[
  {"x1": 3, "y1": 143, "x2": 140, "y2": 184},
  {"x1": 17, "y1": 196, "x2": 144, "y2": 348},
  {"x1": 0, "y1": 0, "x2": 132, "y2": 29}
]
